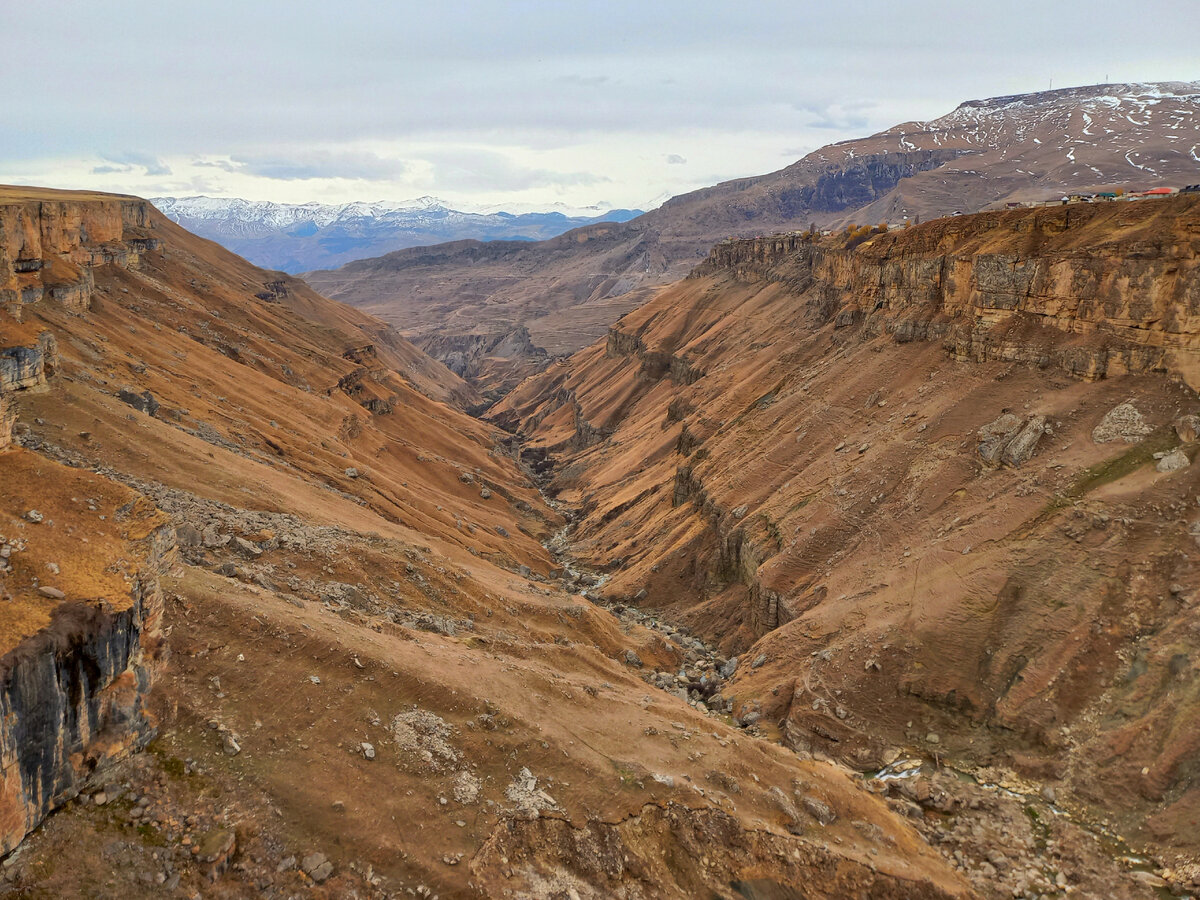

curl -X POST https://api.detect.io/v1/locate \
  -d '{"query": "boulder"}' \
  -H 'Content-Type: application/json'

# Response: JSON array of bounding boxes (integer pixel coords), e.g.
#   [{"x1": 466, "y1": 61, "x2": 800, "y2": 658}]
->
[
  {"x1": 117, "y1": 386, "x2": 159, "y2": 417},
  {"x1": 1175, "y1": 415, "x2": 1200, "y2": 443},
  {"x1": 1156, "y1": 448, "x2": 1190, "y2": 473}
]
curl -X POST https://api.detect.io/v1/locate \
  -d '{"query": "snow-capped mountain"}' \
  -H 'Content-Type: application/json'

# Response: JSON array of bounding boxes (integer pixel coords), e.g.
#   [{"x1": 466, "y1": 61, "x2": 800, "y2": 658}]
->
[{"x1": 150, "y1": 196, "x2": 641, "y2": 273}]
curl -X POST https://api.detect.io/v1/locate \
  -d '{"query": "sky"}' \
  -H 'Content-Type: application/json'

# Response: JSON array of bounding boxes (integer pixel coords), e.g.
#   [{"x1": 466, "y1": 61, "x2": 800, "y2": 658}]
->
[{"x1": 3, "y1": 0, "x2": 1198, "y2": 213}]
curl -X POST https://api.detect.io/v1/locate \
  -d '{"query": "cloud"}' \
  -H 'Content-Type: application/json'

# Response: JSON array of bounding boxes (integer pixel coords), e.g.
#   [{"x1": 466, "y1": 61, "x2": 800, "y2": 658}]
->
[
  {"x1": 665, "y1": 154, "x2": 687, "y2": 165},
  {"x1": 226, "y1": 150, "x2": 409, "y2": 181},
  {"x1": 556, "y1": 74, "x2": 610, "y2": 87},
  {"x1": 792, "y1": 100, "x2": 878, "y2": 132},
  {"x1": 94, "y1": 151, "x2": 172, "y2": 176},
  {"x1": 424, "y1": 148, "x2": 608, "y2": 193}
]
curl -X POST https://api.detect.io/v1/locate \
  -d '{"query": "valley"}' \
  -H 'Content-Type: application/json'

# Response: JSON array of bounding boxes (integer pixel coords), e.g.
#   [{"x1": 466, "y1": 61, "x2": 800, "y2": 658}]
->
[
  {"x1": 1, "y1": 85, "x2": 1198, "y2": 900},
  {"x1": 0, "y1": 187, "x2": 976, "y2": 899}
]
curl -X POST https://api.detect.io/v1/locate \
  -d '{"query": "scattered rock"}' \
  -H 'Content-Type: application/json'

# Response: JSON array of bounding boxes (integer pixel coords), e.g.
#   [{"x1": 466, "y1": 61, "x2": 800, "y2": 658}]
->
[
  {"x1": 751, "y1": 654, "x2": 767, "y2": 669},
  {"x1": 360, "y1": 742, "x2": 375, "y2": 760},
  {"x1": 344, "y1": 467, "x2": 359, "y2": 478},
  {"x1": 479, "y1": 488, "x2": 492, "y2": 499},
  {"x1": 24, "y1": 510, "x2": 43, "y2": 524},
  {"x1": 1093, "y1": 401, "x2": 1153, "y2": 443},
  {"x1": 36, "y1": 586, "x2": 65, "y2": 600},
  {"x1": 624, "y1": 649, "x2": 643, "y2": 668}
]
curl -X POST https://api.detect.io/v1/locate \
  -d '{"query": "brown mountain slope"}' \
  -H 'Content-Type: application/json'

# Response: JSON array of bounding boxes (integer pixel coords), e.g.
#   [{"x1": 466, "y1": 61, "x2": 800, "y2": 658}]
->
[
  {"x1": 306, "y1": 81, "x2": 1200, "y2": 396},
  {"x1": 491, "y1": 194, "x2": 1200, "y2": 895},
  {"x1": 0, "y1": 187, "x2": 968, "y2": 898}
]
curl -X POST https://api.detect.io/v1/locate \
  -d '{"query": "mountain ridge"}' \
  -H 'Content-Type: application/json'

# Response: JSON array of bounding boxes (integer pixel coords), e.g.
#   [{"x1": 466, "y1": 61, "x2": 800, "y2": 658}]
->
[
  {"x1": 304, "y1": 80, "x2": 1200, "y2": 398},
  {"x1": 151, "y1": 195, "x2": 641, "y2": 273}
]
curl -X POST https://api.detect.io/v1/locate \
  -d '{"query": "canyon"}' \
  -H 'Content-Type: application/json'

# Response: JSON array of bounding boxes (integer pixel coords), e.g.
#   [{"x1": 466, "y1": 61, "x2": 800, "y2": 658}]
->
[
  {"x1": 0, "y1": 186, "x2": 981, "y2": 898},
  {"x1": 492, "y1": 193, "x2": 1200, "y2": 896}
]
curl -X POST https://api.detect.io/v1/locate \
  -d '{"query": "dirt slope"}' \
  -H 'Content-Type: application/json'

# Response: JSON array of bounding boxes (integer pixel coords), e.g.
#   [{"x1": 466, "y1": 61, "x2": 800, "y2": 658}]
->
[
  {"x1": 0, "y1": 186, "x2": 968, "y2": 898},
  {"x1": 492, "y1": 194, "x2": 1200, "y2": 896}
]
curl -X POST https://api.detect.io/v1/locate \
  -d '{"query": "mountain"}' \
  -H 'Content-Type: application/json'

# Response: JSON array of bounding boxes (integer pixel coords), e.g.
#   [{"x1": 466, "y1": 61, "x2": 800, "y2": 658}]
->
[
  {"x1": 305, "y1": 81, "x2": 1200, "y2": 397},
  {"x1": 491, "y1": 193, "x2": 1200, "y2": 897},
  {"x1": 0, "y1": 186, "x2": 966, "y2": 898},
  {"x1": 150, "y1": 195, "x2": 641, "y2": 273}
]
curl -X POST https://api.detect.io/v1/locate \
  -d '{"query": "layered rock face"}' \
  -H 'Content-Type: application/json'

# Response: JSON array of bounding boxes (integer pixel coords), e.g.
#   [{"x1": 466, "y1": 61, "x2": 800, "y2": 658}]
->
[
  {"x1": 694, "y1": 196, "x2": 1200, "y2": 387},
  {"x1": 0, "y1": 188, "x2": 159, "y2": 316},
  {"x1": 0, "y1": 450, "x2": 172, "y2": 855},
  {"x1": 494, "y1": 195, "x2": 1200, "y2": 877}
]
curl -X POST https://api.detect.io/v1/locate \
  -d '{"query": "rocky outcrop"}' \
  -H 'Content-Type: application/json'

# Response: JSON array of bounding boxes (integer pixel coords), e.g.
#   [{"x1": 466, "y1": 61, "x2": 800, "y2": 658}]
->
[
  {"x1": 0, "y1": 192, "x2": 160, "y2": 317},
  {"x1": 697, "y1": 195, "x2": 1200, "y2": 389},
  {"x1": 0, "y1": 452, "x2": 173, "y2": 855},
  {"x1": 0, "y1": 331, "x2": 56, "y2": 393},
  {"x1": 977, "y1": 413, "x2": 1047, "y2": 467},
  {"x1": 416, "y1": 326, "x2": 549, "y2": 399}
]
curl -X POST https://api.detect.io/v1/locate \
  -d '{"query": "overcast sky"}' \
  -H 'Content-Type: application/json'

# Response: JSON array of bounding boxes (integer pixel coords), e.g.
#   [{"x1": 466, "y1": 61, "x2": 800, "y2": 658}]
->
[{"x1": 3, "y1": 0, "x2": 1197, "y2": 212}]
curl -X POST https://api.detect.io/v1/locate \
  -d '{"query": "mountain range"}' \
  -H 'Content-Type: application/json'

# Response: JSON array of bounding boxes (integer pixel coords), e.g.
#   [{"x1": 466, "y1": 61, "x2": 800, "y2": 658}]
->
[
  {"x1": 150, "y1": 195, "x2": 641, "y2": 273},
  {"x1": 303, "y1": 81, "x2": 1200, "y2": 398}
]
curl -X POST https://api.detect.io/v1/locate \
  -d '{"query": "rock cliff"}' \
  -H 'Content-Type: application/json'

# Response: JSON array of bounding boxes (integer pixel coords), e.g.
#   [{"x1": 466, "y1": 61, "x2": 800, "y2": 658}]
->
[
  {"x1": 0, "y1": 449, "x2": 173, "y2": 855},
  {"x1": 0, "y1": 188, "x2": 159, "y2": 316},
  {"x1": 695, "y1": 196, "x2": 1200, "y2": 389}
]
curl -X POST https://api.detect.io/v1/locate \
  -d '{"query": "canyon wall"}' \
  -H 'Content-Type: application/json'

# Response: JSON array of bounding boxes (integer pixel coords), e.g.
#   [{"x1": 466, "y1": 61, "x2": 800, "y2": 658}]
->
[
  {"x1": 694, "y1": 196, "x2": 1200, "y2": 387},
  {"x1": 0, "y1": 190, "x2": 160, "y2": 316},
  {"x1": 0, "y1": 450, "x2": 173, "y2": 855},
  {"x1": 496, "y1": 194, "x2": 1200, "y2": 864}
]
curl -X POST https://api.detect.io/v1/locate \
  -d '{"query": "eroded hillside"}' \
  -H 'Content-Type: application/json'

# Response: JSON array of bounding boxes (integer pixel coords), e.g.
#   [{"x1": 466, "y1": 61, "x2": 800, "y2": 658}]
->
[
  {"x1": 493, "y1": 195, "x2": 1200, "y2": 897},
  {"x1": 0, "y1": 187, "x2": 970, "y2": 899}
]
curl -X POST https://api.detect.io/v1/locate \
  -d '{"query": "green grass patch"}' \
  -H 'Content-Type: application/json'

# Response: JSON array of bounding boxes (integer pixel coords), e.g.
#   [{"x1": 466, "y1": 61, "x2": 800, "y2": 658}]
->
[{"x1": 1028, "y1": 426, "x2": 1178, "y2": 531}]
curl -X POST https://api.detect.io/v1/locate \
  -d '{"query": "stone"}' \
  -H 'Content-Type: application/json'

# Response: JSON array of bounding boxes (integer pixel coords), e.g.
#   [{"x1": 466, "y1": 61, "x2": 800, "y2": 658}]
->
[
  {"x1": 1156, "y1": 448, "x2": 1190, "y2": 473},
  {"x1": 301, "y1": 852, "x2": 333, "y2": 884},
  {"x1": 624, "y1": 649, "x2": 643, "y2": 668},
  {"x1": 37, "y1": 586, "x2": 65, "y2": 600},
  {"x1": 24, "y1": 510, "x2": 43, "y2": 524},
  {"x1": 344, "y1": 467, "x2": 359, "y2": 478},
  {"x1": 222, "y1": 733, "x2": 241, "y2": 756},
  {"x1": 719, "y1": 656, "x2": 739, "y2": 679},
  {"x1": 479, "y1": 488, "x2": 492, "y2": 499},
  {"x1": 495, "y1": 526, "x2": 509, "y2": 538},
  {"x1": 1175, "y1": 415, "x2": 1200, "y2": 443},
  {"x1": 360, "y1": 742, "x2": 375, "y2": 760},
  {"x1": 176, "y1": 523, "x2": 203, "y2": 547},
  {"x1": 1128, "y1": 871, "x2": 1168, "y2": 888},
  {"x1": 752, "y1": 654, "x2": 766, "y2": 669},
  {"x1": 801, "y1": 795, "x2": 836, "y2": 825},
  {"x1": 196, "y1": 829, "x2": 237, "y2": 881},
  {"x1": 1093, "y1": 401, "x2": 1153, "y2": 443},
  {"x1": 117, "y1": 386, "x2": 159, "y2": 417},
  {"x1": 1001, "y1": 415, "x2": 1046, "y2": 466},
  {"x1": 231, "y1": 536, "x2": 262, "y2": 558},
  {"x1": 925, "y1": 732, "x2": 940, "y2": 744}
]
